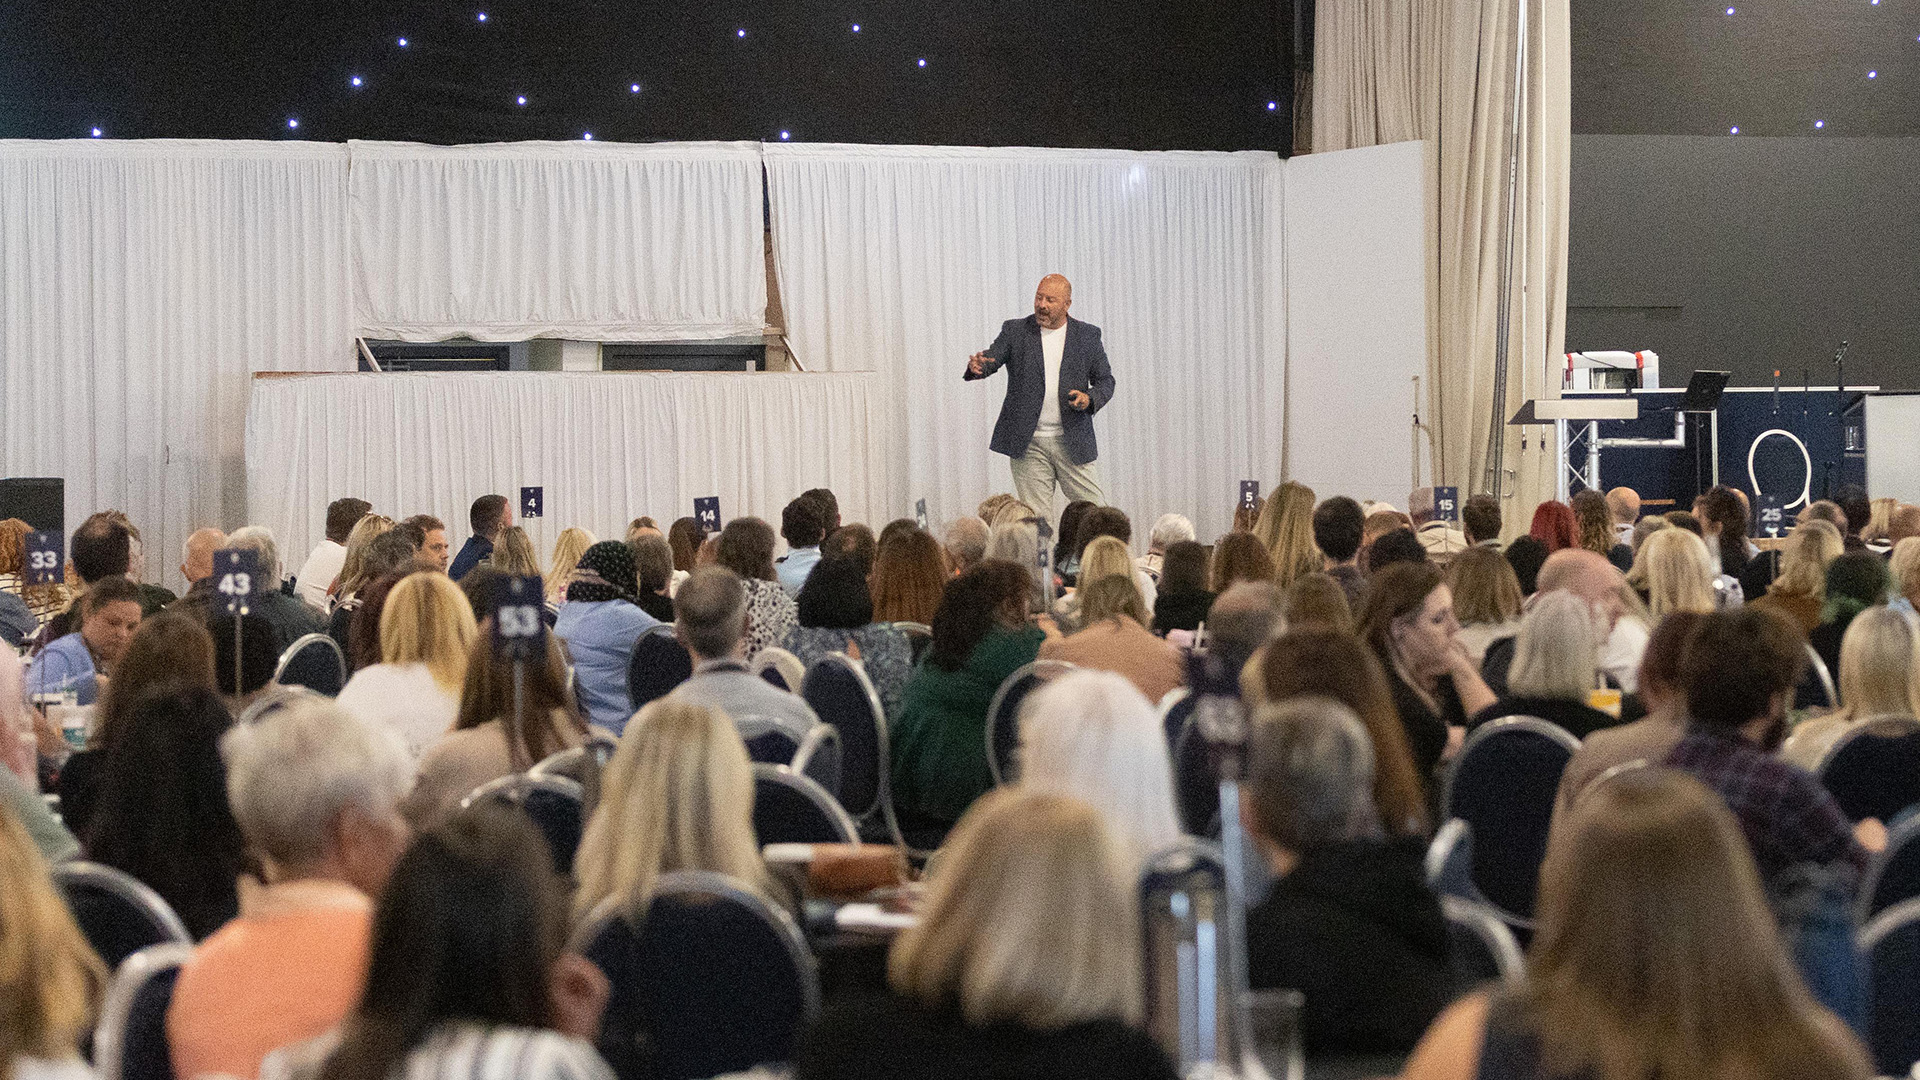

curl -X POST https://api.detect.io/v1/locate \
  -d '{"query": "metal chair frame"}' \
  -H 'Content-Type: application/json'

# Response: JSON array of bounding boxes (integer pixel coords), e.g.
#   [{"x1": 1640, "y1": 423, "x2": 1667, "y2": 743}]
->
[
  {"x1": 1441, "y1": 895, "x2": 1526, "y2": 982},
  {"x1": 1858, "y1": 810, "x2": 1920, "y2": 926},
  {"x1": 1804, "y1": 643, "x2": 1839, "y2": 710},
  {"x1": 983, "y1": 659, "x2": 1075, "y2": 786},
  {"x1": 1438, "y1": 716, "x2": 1580, "y2": 931},
  {"x1": 752, "y1": 762, "x2": 859, "y2": 844},
  {"x1": 1813, "y1": 714, "x2": 1920, "y2": 776},
  {"x1": 271, "y1": 632, "x2": 347, "y2": 693},
  {"x1": 750, "y1": 647, "x2": 808, "y2": 693},
  {"x1": 460, "y1": 771, "x2": 585, "y2": 811},
  {"x1": 93, "y1": 942, "x2": 194, "y2": 1080},
  {"x1": 1859, "y1": 895, "x2": 1920, "y2": 1076},
  {"x1": 52, "y1": 861, "x2": 193, "y2": 949},
  {"x1": 800, "y1": 651, "x2": 913, "y2": 853},
  {"x1": 789, "y1": 722, "x2": 843, "y2": 793}
]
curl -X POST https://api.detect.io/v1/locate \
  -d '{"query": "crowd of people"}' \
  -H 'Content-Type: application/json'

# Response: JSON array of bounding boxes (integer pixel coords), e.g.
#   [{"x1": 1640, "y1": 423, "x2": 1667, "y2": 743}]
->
[{"x1": 2, "y1": 476, "x2": 1919, "y2": 1080}]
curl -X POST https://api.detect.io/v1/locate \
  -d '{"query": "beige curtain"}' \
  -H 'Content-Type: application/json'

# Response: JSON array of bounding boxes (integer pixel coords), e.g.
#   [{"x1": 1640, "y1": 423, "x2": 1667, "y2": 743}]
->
[{"x1": 1312, "y1": 0, "x2": 1570, "y2": 532}]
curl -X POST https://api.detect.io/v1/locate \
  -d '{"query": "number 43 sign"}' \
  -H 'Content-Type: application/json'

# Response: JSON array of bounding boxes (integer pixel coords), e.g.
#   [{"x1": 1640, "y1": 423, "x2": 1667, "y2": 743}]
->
[{"x1": 213, "y1": 548, "x2": 262, "y2": 615}]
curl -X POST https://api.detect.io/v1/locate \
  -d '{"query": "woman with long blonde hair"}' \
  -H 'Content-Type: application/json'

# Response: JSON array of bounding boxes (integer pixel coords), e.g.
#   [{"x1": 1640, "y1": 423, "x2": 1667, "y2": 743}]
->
[
  {"x1": 1252, "y1": 480, "x2": 1322, "y2": 588},
  {"x1": 798, "y1": 790, "x2": 1176, "y2": 1078},
  {"x1": 331, "y1": 514, "x2": 396, "y2": 606},
  {"x1": 544, "y1": 527, "x2": 597, "y2": 606},
  {"x1": 335, "y1": 573, "x2": 478, "y2": 758},
  {"x1": 1752, "y1": 520, "x2": 1844, "y2": 633},
  {"x1": 1400, "y1": 768, "x2": 1870, "y2": 1080},
  {"x1": 0, "y1": 804, "x2": 106, "y2": 1079},
  {"x1": 1626, "y1": 527, "x2": 1718, "y2": 618},
  {"x1": 486, "y1": 525, "x2": 542, "y2": 579},
  {"x1": 572, "y1": 701, "x2": 770, "y2": 923},
  {"x1": 1782, "y1": 606, "x2": 1917, "y2": 770}
]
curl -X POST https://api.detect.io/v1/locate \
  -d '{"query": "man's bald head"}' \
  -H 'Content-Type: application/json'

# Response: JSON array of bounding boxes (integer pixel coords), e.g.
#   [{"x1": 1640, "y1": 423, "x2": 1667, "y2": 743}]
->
[
  {"x1": 1536, "y1": 548, "x2": 1624, "y2": 626},
  {"x1": 1605, "y1": 487, "x2": 1639, "y2": 526},
  {"x1": 182, "y1": 528, "x2": 226, "y2": 584},
  {"x1": 1033, "y1": 275, "x2": 1072, "y2": 329},
  {"x1": 1207, "y1": 581, "x2": 1285, "y2": 681}
]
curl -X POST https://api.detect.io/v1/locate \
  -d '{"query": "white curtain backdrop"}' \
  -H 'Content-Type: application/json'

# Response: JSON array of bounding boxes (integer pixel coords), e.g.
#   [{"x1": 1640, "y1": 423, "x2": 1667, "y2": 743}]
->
[
  {"x1": 0, "y1": 140, "x2": 354, "y2": 592},
  {"x1": 247, "y1": 371, "x2": 881, "y2": 568},
  {"x1": 348, "y1": 140, "x2": 768, "y2": 342},
  {"x1": 765, "y1": 144, "x2": 1287, "y2": 541}
]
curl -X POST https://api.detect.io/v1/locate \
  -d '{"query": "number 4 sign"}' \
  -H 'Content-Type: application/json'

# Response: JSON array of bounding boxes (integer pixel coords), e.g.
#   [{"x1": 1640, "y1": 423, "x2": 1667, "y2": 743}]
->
[
  {"x1": 213, "y1": 548, "x2": 262, "y2": 615},
  {"x1": 24, "y1": 531, "x2": 62, "y2": 586}
]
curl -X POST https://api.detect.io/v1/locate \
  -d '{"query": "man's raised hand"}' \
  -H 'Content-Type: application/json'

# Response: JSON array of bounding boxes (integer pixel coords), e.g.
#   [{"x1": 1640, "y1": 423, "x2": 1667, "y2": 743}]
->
[{"x1": 968, "y1": 351, "x2": 989, "y2": 376}]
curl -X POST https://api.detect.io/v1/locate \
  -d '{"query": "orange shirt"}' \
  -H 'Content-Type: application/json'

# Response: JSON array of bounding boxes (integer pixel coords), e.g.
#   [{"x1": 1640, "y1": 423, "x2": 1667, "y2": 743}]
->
[{"x1": 167, "y1": 880, "x2": 372, "y2": 1080}]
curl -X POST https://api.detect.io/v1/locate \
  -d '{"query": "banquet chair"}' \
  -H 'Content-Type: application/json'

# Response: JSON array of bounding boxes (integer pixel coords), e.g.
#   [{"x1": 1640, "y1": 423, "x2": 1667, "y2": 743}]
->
[
  {"x1": 1441, "y1": 895, "x2": 1525, "y2": 989},
  {"x1": 1796, "y1": 643, "x2": 1839, "y2": 710},
  {"x1": 750, "y1": 647, "x2": 807, "y2": 692},
  {"x1": 1157, "y1": 688, "x2": 1195, "y2": 751},
  {"x1": 790, "y1": 723, "x2": 844, "y2": 797},
  {"x1": 461, "y1": 774, "x2": 586, "y2": 876},
  {"x1": 94, "y1": 943, "x2": 193, "y2": 1080},
  {"x1": 51, "y1": 862, "x2": 192, "y2": 970},
  {"x1": 1860, "y1": 897, "x2": 1920, "y2": 1076},
  {"x1": 1440, "y1": 717, "x2": 1580, "y2": 929},
  {"x1": 627, "y1": 625, "x2": 693, "y2": 709},
  {"x1": 799, "y1": 653, "x2": 895, "y2": 834},
  {"x1": 526, "y1": 732, "x2": 619, "y2": 784},
  {"x1": 271, "y1": 633, "x2": 347, "y2": 697},
  {"x1": 752, "y1": 763, "x2": 858, "y2": 846},
  {"x1": 983, "y1": 659, "x2": 1074, "y2": 785},
  {"x1": 892, "y1": 622, "x2": 932, "y2": 664},
  {"x1": 1859, "y1": 811, "x2": 1920, "y2": 924},
  {"x1": 1814, "y1": 716, "x2": 1920, "y2": 823},
  {"x1": 576, "y1": 872, "x2": 819, "y2": 1080},
  {"x1": 741, "y1": 723, "x2": 803, "y2": 768}
]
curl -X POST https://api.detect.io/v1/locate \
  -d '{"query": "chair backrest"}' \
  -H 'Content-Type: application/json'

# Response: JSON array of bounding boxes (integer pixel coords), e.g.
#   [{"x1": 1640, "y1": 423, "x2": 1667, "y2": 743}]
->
[
  {"x1": 750, "y1": 647, "x2": 807, "y2": 692},
  {"x1": 1440, "y1": 717, "x2": 1580, "y2": 927},
  {"x1": 799, "y1": 652, "x2": 888, "y2": 822},
  {"x1": 461, "y1": 774, "x2": 586, "y2": 875},
  {"x1": 984, "y1": 659, "x2": 1074, "y2": 785},
  {"x1": 95, "y1": 942, "x2": 193, "y2": 1080},
  {"x1": 1860, "y1": 896, "x2": 1920, "y2": 1076},
  {"x1": 1814, "y1": 717, "x2": 1920, "y2": 823},
  {"x1": 528, "y1": 734, "x2": 618, "y2": 784},
  {"x1": 51, "y1": 862, "x2": 192, "y2": 970},
  {"x1": 751, "y1": 763, "x2": 858, "y2": 845},
  {"x1": 1158, "y1": 688, "x2": 1194, "y2": 750},
  {"x1": 1424, "y1": 818, "x2": 1482, "y2": 904},
  {"x1": 893, "y1": 621, "x2": 933, "y2": 664},
  {"x1": 575, "y1": 872, "x2": 820, "y2": 1080},
  {"x1": 790, "y1": 723, "x2": 844, "y2": 797},
  {"x1": 1860, "y1": 811, "x2": 1920, "y2": 924},
  {"x1": 1138, "y1": 839, "x2": 1231, "y2": 1074},
  {"x1": 627, "y1": 625, "x2": 694, "y2": 710},
  {"x1": 1441, "y1": 895, "x2": 1525, "y2": 991},
  {"x1": 1801, "y1": 643, "x2": 1839, "y2": 710},
  {"x1": 741, "y1": 724, "x2": 803, "y2": 767},
  {"x1": 1170, "y1": 708, "x2": 1220, "y2": 837},
  {"x1": 272, "y1": 632, "x2": 347, "y2": 696}
]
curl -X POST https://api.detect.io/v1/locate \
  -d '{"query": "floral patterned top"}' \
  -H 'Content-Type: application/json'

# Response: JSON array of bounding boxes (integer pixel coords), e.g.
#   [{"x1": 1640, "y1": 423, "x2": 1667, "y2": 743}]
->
[{"x1": 741, "y1": 577, "x2": 798, "y2": 659}]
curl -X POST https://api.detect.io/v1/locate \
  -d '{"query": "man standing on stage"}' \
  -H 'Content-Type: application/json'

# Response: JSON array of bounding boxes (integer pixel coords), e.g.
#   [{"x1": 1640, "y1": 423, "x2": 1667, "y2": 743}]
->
[{"x1": 964, "y1": 274, "x2": 1116, "y2": 516}]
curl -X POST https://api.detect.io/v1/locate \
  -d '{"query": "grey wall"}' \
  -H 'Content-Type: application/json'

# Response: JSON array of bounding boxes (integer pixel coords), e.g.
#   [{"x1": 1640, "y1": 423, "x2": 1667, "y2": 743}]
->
[{"x1": 1567, "y1": 135, "x2": 1920, "y2": 393}]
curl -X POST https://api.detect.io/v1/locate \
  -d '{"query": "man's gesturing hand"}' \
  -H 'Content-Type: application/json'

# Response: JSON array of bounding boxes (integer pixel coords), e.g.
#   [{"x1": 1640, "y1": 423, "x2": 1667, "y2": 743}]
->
[
  {"x1": 968, "y1": 352, "x2": 989, "y2": 376},
  {"x1": 1067, "y1": 389, "x2": 1091, "y2": 410}
]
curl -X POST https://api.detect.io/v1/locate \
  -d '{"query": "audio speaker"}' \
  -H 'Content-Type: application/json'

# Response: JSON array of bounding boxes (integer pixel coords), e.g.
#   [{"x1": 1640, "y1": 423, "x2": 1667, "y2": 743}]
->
[{"x1": 0, "y1": 477, "x2": 64, "y2": 535}]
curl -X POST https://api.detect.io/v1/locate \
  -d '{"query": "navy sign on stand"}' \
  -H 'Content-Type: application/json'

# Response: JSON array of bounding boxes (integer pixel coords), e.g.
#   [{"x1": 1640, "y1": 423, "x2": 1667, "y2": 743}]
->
[
  {"x1": 1757, "y1": 492, "x2": 1787, "y2": 538},
  {"x1": 694, "y1": 496, "x2": 721, "y2": 536},
  {"x1": 520, "y1": 486, "x2": 544, "y2": 520},
  {"x1": 1239, "y1": 480, "x2": 1260, "y2": 513},
  {"x1": 491, "y1": 575, "x2": 548, "y2": 661},
  {"x1": 214, "y1": 548, "x2": 262, "y2": 615},
  {"x1": 24, "y1": 531, "x2": 62, "y2": 586},
  {"x1": 1434, "y1": 486, "x2": 1460, "y2": 524}
]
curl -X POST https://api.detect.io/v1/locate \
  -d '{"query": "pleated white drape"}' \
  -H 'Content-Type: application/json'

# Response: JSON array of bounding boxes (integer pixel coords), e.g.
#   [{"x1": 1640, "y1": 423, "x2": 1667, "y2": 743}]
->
[
  {"x1": 765, "y1": 144, "x2": 1288, "y2": 540},
  {"x1": 1313, "y1": 0, "x2": 1571, "y2": 522},
  {"x1": 0, "y1": 141, "x2": 355, "y2": 589},
  {"x1": 246, "y1": 372, "x2": 881, "y2": 571},
  {"x1": 348, "y1": 141, "x2": 768, "y2": 342}
]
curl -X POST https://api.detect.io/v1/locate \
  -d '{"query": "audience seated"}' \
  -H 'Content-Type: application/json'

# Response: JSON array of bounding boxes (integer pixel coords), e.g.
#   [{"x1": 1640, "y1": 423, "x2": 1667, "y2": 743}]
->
[
  {"x1": 1356, "y1": 563, "x2": 1497, "y2": 786},
  {"x1": 0, "y1": 649, "x2": 78, "y2": 862},
  {"x1": 0, "y1": 801, "x2": 104, "y2": 1080},
  {"x1": 1471, "y1": 591, "x2": 1621, "y2": 738},
  {"x1": 329, "y1": 528, "x2": 412, "y2": 654},
  {"x1": 486, "y1": 525, "x2": 542, "y2": 580},
  {"x1": 1052, "y1": 500, "x2": 1097, "y2": 581},
  {"x1": 398, "y1": 515, "x2": 449, "y2": 574},
  {"x1": 1282, "y1": 571, "x2": 1352, "y2": 634},
  {"x1": 1149, "y1": 540, "x2": 1213, "y2": 634},
  {"x1": 1136, "y1": 513, "x2": 1194, "y2": 584},
  {"x1": 1208, "y1": 530, "x2": 1276, "y2": 593},
  {"x1": 1782, "y1": 606, "x2": 1916, "y2": 770},
  {"x1": 260, "y1": 808, "x2": 611, "y2": 1080},
  {"x1": 1528, "y1": 500, "x2": 1576, "y2": 553},
  {"x1": 1485, "y1": 549, "x2": 1647, "y2": 695},
  {"x1": 1055, "y1": 535, "x2": 1132, "y2": 627},
  {"x1": 1696, "y1": 484, "x2": 1764, "y2": 601},
  {"x1": 336, "y1": 572, "x2": 477, "y2": 757},
  {"x1": 552, "y1": 542, "x2": 659, "y2": 735},
  {"x1": 824, "y1": 523, "x2": 879, "y2": 578},
  {"x1": 1202, "y1": 582, "x2": 1283, "y2": 684},
  {"x1": 1016, "y1": 669, "x2": 1180, "y2": 871},
  {"x1": 1399, "y1": 768, "x2": 1871, "y2": 1080},
  {"x1": 1553, "y1": 611, "x2": 1704, "y2": 819},
  {"x1": 1605, "y1": 486, "x2": 1640, "y2": 546},
  {"x1": 1446, "y1": 546, "x2": 1522, "y2": 667},
  {"x1": 572, "y1": 699, "x2": 774, "y2": 922},
  {"x1": 715, "y1": 518, "x2": 800, "y2": 658},
  {"x1": 1462, "y1": 494, "x2": 1503, "y2": 552},
  {"x1": 209, "y1": 526, "x2": 329, "y2": 646},
  {"x1": 778, "y1": 494, "x2": 831, "y2": 598},
  {"x1": 1073, "y1": 508, "x2": 1158, "y2": 610},
  {"x1": 328, "y1": 514, "x2": 397, "y2": 607},
  {"x1": 406, "y1": 636, "x2": 589, "y2": 828},
  {"x1": 547, "y1": 526, "x2": 599, "y2": 605},
  {"x1": 1889, "y1": 535, "x2": 1920, "y2": 620},
  {"x1": 1359, "y1": 509, "x2": 1414, "y2": 573},
  {"x1": 0, "y1": 517, "x2": 74, "y2": 631},
  {"x1": 670, "y1": 566, "x2": 820, "y2": 744},
  {"x1": 870, "y1": 527, "x2": 948, "y2": 625},
  {"x1": 1570, "y1": 489, "x2": 1632, "y2": 572},
  {"x1": 1809, "y1": 553, "x2": 1891, "y2": 681},
  {"x1": 170, "y1": 697, "x2": 412, "y2": 1080},
  {"x1": 173, "y1": 526, "x2": 227, "y2": 613},
  {"x1": 1041, "y1": 576, "x2": 1183, "y2": 704},
  {"x1": 891, "y1": 560, "x2": 1050, "y2": 833},
  {"x1": 38, "y1": 513, "x2": 136, "y2": 643},
  {"x1": 295, "y1": 498, "x2": 371, "y2": 611},
  {"x1": 1502, "y1": 534, "x2": 1548, "y2": 596},
  {"x1": 798, "y1": 789, "x2": 1177, "y2": 1080},
  {"x1": 25, "y1": 575, "x2": 142, "y2": 707},
  {"x1": 1367, "y1": 528, "x2": 1430, "y2": 572},
  {"x1": 785, "y1": 557, "x2": 913, "y2": 721},
  {"x1": 84, "y1": 686, "x2": 248, "y2": 939},
  {"x1": 1752, "y1": 520, "x2": 1844, "y2": 633},
  {"x1": 443, "y1": 496, "x2": 504, "y2": 582},
  {"x1": 941, "y1": 516, "x2": 990, "y2": 578},
  {"x1": 209, "y1": 610, "x2": 285, "y2": 715},
  {"x1": 1246, "y1": 630, "x2": 1430, "y2": 836},
  {"x1": 1241, "y1": 697, "x2": 1451, "y2": 1055},
  {"x1": 1311, "y1": 496, "x2": 1368, "y2": 608},
  {"x1": 55, "y1": 611, "x2": 215, "y2": 838},
  {"x1": 1254, "y1": 481, "x2": 1323, "y2": 589},
  {"x1": 626, "y1": 532, "x2": 678, "y2": 623},
  {"x1": 1410, "y1": 487, "x2": 1467, "y2": 564}
]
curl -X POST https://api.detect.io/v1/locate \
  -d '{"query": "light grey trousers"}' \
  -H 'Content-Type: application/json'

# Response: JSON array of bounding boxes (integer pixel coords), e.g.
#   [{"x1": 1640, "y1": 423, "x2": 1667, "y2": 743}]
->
[{"x1": 1009, "y1": 434, "x2": 1105, "y2": 519}]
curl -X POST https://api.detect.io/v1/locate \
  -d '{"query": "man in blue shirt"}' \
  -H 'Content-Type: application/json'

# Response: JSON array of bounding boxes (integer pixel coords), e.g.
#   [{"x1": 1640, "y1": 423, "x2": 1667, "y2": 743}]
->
[
  {"x1": 776, "y1": 494, "x2": 830, "y2": 598},
  {"x1": 670, "y1": 567, "x2": 820, "y2": 745},
  {"x1": 449, "y1": 494, "x2": 510, "y2": 582}
]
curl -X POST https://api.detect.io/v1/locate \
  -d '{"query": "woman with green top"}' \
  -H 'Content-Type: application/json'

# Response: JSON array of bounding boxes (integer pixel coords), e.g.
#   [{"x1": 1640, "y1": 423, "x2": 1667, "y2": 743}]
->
[{"x1": 890, "y1": 560, "x2": 1054, "y2": 842}]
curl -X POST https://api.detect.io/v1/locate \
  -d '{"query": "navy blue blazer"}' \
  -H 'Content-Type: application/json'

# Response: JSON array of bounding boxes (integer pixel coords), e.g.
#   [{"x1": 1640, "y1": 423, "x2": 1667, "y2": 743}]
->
[{"x1": 963, "y1": 315, "x2": 1116, "y2": 465}]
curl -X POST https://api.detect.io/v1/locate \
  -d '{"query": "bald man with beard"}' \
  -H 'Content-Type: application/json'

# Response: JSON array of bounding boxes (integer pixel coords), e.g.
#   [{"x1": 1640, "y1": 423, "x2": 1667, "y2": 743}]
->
[
  {"x1": 964, "y1": 274, "x2": 1116, "y2": 518},
  {"x1": 1480, "y1": 547, "x2": 1651, "y2": 697}
]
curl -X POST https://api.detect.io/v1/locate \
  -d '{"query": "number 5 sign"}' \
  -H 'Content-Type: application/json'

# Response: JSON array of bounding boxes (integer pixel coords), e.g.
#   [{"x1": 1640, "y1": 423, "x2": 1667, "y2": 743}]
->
[
  {"x1": 24, "y1": 531, "x2": 62, "y2": 586},
  {"x1": 213, "y1": 548, "x2": 262, "y2": 615}
]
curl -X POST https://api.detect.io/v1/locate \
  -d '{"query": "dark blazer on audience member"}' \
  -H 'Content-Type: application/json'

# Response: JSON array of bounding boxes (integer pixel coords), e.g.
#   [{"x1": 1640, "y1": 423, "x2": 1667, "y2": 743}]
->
[
  {"x1": 1246, "y1": 838, "x2": 1453, "y2": 1056},
  {"x1": 798, "y1": 993, "x2": 1179, "y2": 1080},
  {"x1": 963, "y1": 315, "x2": 1115, "y2": 466},
  {"x1": 1470, "y1": 695, "x2": 1621, "y2": 740}
]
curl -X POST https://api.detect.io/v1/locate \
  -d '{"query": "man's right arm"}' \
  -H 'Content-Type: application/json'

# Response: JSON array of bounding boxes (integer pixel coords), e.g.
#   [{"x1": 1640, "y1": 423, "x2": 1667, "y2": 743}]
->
[{"x1": 964, "y1": 322, "x2": 1015, "y2": 381}]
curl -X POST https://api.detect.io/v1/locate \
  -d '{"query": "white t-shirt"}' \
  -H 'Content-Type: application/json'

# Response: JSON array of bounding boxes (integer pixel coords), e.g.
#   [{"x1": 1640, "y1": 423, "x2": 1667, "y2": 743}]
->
[
  {"x1": 335, "y1": 662, "x2": 460, "y2": 759},
  {"x1": 1034, "y1": 323, "x2": 1069, "y2": 437},
  {"x1": 294, "y1": 540, "x2": 347, "y2": 611}
]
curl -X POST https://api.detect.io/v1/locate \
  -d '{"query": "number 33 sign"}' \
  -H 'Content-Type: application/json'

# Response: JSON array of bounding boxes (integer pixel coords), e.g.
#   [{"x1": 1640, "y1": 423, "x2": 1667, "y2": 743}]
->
[{"x1": 24, "y1": 532, "x2": 62, "y2": 585}]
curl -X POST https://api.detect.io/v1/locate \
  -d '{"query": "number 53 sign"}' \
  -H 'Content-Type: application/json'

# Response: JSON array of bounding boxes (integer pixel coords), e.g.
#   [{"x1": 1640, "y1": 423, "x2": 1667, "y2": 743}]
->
[{"x1": 491, "y1": 575, "x2": 548, "y2": 660}]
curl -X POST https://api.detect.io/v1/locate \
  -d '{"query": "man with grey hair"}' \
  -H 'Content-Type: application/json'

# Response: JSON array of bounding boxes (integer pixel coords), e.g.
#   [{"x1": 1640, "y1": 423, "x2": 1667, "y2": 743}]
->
[
  {"x1": 943, "y1": 516, "x2": 990, "y2": 577},
  {"x1": 1137, "y1": 513, "x2": 1195, "y2": 583},
  {"x1": 669, "y1": 566, "x2": 820, "y2": 745},
  {"x1": 1241, "y1": 696, "x2": 1451, "y2": 1055},
  {"x1": 176, "y1": 525, "x2": 326, "y2": 647},
  {"x1": 169, "y1": 697, "x2": 413, "y2": 1080},
  {"x1": 1202, "y1": 581, "x2": 1284, "y2": 684},
  {"x1": 169, "y1": 527, "x2": 227, "y2": 612}
]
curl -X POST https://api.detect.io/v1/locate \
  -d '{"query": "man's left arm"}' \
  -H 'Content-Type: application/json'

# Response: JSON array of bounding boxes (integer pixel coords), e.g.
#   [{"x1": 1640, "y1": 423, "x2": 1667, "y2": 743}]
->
[{"x1": 1083, "y1": 328, "x2": 1115, "y2": 414}]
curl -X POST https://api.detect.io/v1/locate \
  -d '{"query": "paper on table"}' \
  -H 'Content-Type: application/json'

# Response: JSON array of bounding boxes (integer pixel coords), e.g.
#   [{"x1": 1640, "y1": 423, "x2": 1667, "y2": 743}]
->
[{"x1": 835, "y1": 902, "x2": 917, "y2": 932}]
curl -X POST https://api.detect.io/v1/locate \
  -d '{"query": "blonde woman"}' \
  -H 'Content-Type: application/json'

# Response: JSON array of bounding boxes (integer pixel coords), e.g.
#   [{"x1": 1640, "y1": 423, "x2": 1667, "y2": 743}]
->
[
  {"x1": 1447, "y1": 546, "x2": 1524, "y2": 666},
  {"x1": 572, "y1": 700, "x2": 771, "y2": 923},
  {"x1": 797, "y1": 790, "x2": 1177, "y2": 1079},
  {"x1": 0, "y1": 804, "x2": 105, "y2": 1080},
  {"x1": 545, "y1": 527, "x2": 597, "y2": 606},
  {"x1": 1627, "y1": 527, "x2": 1718, "y2": 618},
  {"x1": 1017, "y1": 669, "x2": 1181, "y2": 873},
  {"x1": 1471, "y1": 591, "x2": 1619, "y2": 739},
  {"x1": 1752, "y1": 520, "x2": 1844, "y2": 633},
  {"x1": 1861, "y1": 496, "x2": 1897, "y2": 549},
  {"x1": 1889, "y1": 535, "x2": 1920, "y2": 619},
  {"x1": 330, "y1": 513, "x2": 396, "y2": 608},
  {"x1": 486, "y1": 525, "x2": 542, "y2": 579},
  {"x1": 1252, "y1": 480, "x2": 1323, "y2": 588},
  {"x1": 1400, "y1": 768, "x2": 1870, "y2": 1080},
  {"x1": 1782, "y1": 606, "x2": 1917, "y2": 770},
  {"x1": 1055, "y1": 534, "x2": 1148, "y2": 628},
  {"x1": 1041, "y1": 576, "x2": 1185, "y2": 705},
  {"x1": 335, "y1": 572, "x2": 478, "y2": 758}
]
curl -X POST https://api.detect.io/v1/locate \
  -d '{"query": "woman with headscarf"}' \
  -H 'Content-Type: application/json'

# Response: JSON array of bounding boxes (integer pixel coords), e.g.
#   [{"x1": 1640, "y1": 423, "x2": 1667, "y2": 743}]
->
[{"x1": 553, "y1": 541, "x2": 660, "y2": 735}]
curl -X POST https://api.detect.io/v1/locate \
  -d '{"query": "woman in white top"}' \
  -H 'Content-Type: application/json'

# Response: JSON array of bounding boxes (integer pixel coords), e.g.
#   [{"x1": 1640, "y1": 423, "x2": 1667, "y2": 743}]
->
[
  {"x1": 336, "y1": 573, "x2": 477, "y2": 759},
  {"x1": 263, "y1": 808, "x2": 611, "y2": 1080},
  {"x1": 0, "y1": 801, "x2": 103, "y2": 1080}
]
